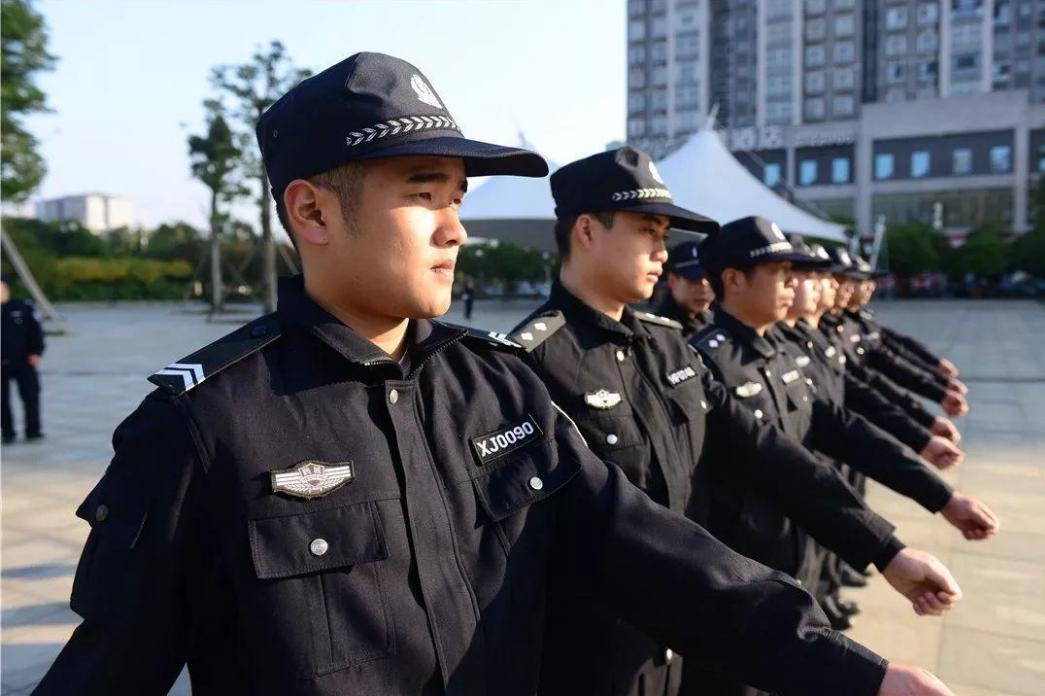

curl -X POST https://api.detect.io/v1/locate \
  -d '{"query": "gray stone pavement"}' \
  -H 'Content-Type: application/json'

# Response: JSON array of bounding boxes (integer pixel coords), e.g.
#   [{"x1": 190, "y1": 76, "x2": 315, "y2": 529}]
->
[{"x1": 1, "y1": 298, "x2": 1042, "y2": 694}]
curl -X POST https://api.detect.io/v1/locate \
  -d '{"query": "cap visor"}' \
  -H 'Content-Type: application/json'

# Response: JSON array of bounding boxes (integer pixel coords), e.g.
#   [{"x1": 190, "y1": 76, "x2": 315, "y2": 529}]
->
[
  {"x1": 791, "y1": 258, "x2": 835, "y2": 271},
  {"x1": 352, "y1": 136, "x2": 548, "y2": 177},
  {"x1": 625, "y1": 201, "x2": 720, "y2": 234},
  {"x1": 671, "y1": 262, "x2": 707, "y2": 280}
]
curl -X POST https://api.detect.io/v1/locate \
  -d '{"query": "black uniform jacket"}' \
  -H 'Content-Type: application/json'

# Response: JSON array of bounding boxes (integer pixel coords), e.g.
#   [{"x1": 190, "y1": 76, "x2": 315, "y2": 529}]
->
[
  {"x1": 821, "y1": 311, "x2": 948, "y2": 403},
  {"x1": 692, "y1": 308, "x2": 953, "y2": 516},
  {"x1": 850, "y1": 308, "x2": 946, "y2": 376},
  {"x1": 37, "y1": 277, "x2": 888, "y2": 696},
  {"x1": 773, "y1": 320, "x2": 932, "y2": 453},
  {"x1": 512, "y1": 284, "x2": 899, "y2": 694},
  {"x1": 1, "y1": 298, "x2": 45, "y2": 367},
  {"x1": 651, "y1": 293, "x2": 711, "y2": 338}
]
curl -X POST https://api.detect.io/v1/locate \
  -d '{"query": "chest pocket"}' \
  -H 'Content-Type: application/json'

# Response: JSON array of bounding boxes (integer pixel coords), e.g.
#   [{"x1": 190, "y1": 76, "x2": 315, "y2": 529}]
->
[
  {"x1": 471, "y1": 428, "x2": 580, "y2": 552},
  {"x1": 246, "y1": 494, "x2": 401, "y2": 677},
  {"x1": 572, "y1": 407, "x2": 648, "y2": 488}
]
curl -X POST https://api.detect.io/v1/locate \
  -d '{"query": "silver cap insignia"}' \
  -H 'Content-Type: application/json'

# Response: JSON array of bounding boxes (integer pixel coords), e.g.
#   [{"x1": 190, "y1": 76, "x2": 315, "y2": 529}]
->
[
  {"x1": 585, "y1": 389, "x2": 623, "y2": 410},
  {"x1": 271, "y1": 460, "x2": 355, "y2": 499}
]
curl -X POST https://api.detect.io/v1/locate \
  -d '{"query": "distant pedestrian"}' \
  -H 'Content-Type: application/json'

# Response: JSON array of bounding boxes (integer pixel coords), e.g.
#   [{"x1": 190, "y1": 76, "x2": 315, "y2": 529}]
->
[
  {"x1": 1, "y1": 275, "x2": 45, "y2": 444},
  {"x1": 461, "y1": 278, "x2": 476, "y2": 320}
]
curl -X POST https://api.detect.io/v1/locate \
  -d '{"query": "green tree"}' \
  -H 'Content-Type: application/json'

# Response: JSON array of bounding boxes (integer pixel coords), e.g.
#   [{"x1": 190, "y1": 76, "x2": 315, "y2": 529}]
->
[
  {"x1": 885, "y1": 223, "x2": 941, "y2": 277},
  {"x1": 946, "y1": 225, "x2": 1011, "y2": 280},
  {"x1": 1011, "y1": 229, "x2": 1045, "y2": 278},
  {"x1": 211, "y1": 40, "x2": 310, "y2": 311},
  {"x1": 1, "y1": 0, "x2": 56, "y2": 202},
  {"x1": 188, "y1": 101, "x2": 246, "y2": 311}
]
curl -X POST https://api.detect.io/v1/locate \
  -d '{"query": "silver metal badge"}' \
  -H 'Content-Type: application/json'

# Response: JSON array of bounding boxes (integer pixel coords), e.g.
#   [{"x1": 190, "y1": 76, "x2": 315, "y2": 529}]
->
[
  {"x1": 795, "y1": 355, "x2": 811, "y2": 367},
  {"x1": 735, "y1": 381, "x2": 763, "y2": 398},
  {"x1": 782, "y1": 369, "x2": 801, "y2": 384},
  {"x1": 585, "y1": 389, "x2": 623, "y2": 410},
  {"x1": 271, "y1": 461, "x2": 355, "y2": 499}
]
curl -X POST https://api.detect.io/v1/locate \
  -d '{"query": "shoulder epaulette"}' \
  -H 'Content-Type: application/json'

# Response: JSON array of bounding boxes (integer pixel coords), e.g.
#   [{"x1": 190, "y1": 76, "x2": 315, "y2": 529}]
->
[
  {"x1": 636, "y1": 311, "x2": 684, "y2": 330},
  {"x1": 437, "y1": 321, "x2": 524, "y2": 351},
  {"x1": 694, "y1": 326, "x2": 731, "y2": 352},
  {"x1": 148, "y1": 313, "x2": 282, "y2": 396},
  {"x1": 509, "y1": 311, "x2": 566, "y2": 352}
]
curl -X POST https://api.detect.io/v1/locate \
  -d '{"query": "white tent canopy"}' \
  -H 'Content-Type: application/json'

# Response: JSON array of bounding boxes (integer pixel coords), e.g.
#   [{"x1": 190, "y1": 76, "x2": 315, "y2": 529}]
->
[{"x1": 656, "y1": 128, "x2": 848, "y2": 242}]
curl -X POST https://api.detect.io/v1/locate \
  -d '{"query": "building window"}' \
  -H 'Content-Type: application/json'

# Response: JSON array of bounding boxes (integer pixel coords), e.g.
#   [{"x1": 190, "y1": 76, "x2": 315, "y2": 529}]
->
[
  {"x1": 995, "y1": 0, "x2": 1012, "y2": 23},
  {"x1": 990, "y1": 145, "x2": 1012, "y2": 172},
  {"x1": 886, "y1": 35, "x2": 908, "y2": 56},
  {"x1": 953, "y1": 53, "x2": 979, "y2": 72},
  {"x1": 918, "y1": 2, "x2": 940, "y2": 24},
  {"x1": 628, "y1": 92, "x2": 646, "y2": 113},
  {"x1": 953, "y1": 148, "x2": 972, "y2": 174},
  {"x1": 767, "y1": 74, "x2": 792, "y2": 96},
  {"x1": 628, "y1": 20, "x2": 646, "y2": 41},
  {"x1": 676, "y1": 60, "x2": 700, "y2": 84},
  {"x1": 676, "y1": 110, "x2": 701, "y2": 132},
  {"x1": 768, "y1": 48, "x2": 792, "y2": 68},
  {"x1": 835, "y1": 0, "x2": 855, "y2": 8},
  {"x1": 766, "y1": 101, "x2": 792, "y2": 123},
  {"x1": 834, "y1": 68, "x2": 856, "y2": 90},
  {"x1": 952, "y1": 23, "x2": 981, "y2": 47},
  {"x1": 952, "y1": 0, "x2": 983, "y2": 19},
  {"x1": 629, "y1": 68, "x2": 647, "y2": 89},
  {"x1": 764, "y1": 163, "x2": 782, "y2": 187},
  {"x1": 804, "y1": 97, "x2": 825, "y2": 119},
  {"x1": 875, "y1": 153, "x2": 895, "y2": 180},
  {"x1": 911, "y1": 151, "x2": 931, "y2": 177},
  {"x1": 676, "y1": 32, "x2": 700, "y2": 58},
  {"x1": 832, "y1": 94, "x2": 855, "y2": 116},
  {"x1": 628, "y1": 44, "x2": 646, "y2": 65},
  {"x1": 651, "y1": 15, "x2": 668, "y2": 37},
  {"x1": 886, "y1": 6, "x2": 908, "y2": 29},
  {"x1": 834, "y1": 14, "x2": 855, "y2": 37},
  {"x1": 916, "y1": 30, "x2": 938, "y2": 53},
  {"x1": 805, "y1": 71, "x2": 826, "y2": 94},
  {"x1": 650, "y1": 0, "x2": 666, "y2": 12},
  {"x1": 650, "y1": 116, "x2": 668, "y2": 136},
  {"x1": 834, "y1": 41, "x2": 856, "y2": 63},
  {"x1": 677, "y1": 85, "x2": 700, "y2": 107},
  {"x1": 677, "y1": 6, "x2": 700, "y2": 28},
  {"x1": 805, "y1": 0, "x2": 826, "y2": 14},
  {"x1": 629, "y1": 0, "x2": 646, "y2": 16},
  {"x1": 832, "y1": 157, "x2": 851, "y2": 183},
  {"x1": 651, "y1": 40, "x2": 668, "y2": 62},
  {"x1": 652, "y1": 66, "x2": 669, "y2": 86},
  {"x1": 805, "y1": 45, "x2": 826, "y2": 66},
  {"x1": 887, "y1": 63, "x2": 907, "y2": 84},
  {"x1": 800, "y1": 160, "x2": 818, "y2": 185},
  {"x1": 918, "y1": 61, "x2": 939, "y2": 80},
  {"x1": 628, "y1": 119, "x2": 646, "y2": 138},
  {"x1": 805, "y1": 18, "x2": 827, "y2": 41},
  {"x1": 652, "y1": 89, "x2": 668, "y2": 110}
]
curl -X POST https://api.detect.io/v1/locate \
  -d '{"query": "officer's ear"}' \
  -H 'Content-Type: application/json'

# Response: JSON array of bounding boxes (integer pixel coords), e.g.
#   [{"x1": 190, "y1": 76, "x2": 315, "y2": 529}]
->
[
  {"x1": 721, "y1": 267, "x2": 747, "y2": 296},
  {"x1": 283, "y1": 179, "x2": 331, "y2": 247},
  {"x1": 573, "y1": 214, "x2": 598, "y2": 254}
]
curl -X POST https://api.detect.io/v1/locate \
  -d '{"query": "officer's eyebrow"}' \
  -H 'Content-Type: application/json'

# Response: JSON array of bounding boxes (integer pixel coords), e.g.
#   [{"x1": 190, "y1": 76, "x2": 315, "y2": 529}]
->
[
  {"x1": 640, "y1": 214, "x2": 670, "y2": 231},
  {"x1": 405, "y1": 171, "x2": 469, "y2": 193}
]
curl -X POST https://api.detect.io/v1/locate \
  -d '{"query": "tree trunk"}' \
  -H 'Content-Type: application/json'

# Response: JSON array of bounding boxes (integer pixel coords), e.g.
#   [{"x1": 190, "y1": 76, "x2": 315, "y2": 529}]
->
[
  {"x1": 210, "y1": 190, "x2": 223, "y2": 313},
  {"x1": 260, "y1": 165, "x2": 277, "y2": 312}
]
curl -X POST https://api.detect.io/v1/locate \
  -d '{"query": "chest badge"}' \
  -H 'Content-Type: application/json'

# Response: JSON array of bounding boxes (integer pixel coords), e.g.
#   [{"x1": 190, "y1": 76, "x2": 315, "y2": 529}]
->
[
  {"x1": 781, "y1": 369, "x2": 801, "y2": 384},
  {"x1": 271, "y1": 460, "x2": 355, "y2": 499},
  {"x1": 795, "y1": 355, "x2": 811, "y2": 368},
  {"x1": 585, "y1": 389, "x2": 623, "y2": 410},
  {"x1": 735, "y1": 381, "x2": 763, "y2": 398},
  {"x1": 666, "y1": 365, "x2": 697, "y2": 386}
]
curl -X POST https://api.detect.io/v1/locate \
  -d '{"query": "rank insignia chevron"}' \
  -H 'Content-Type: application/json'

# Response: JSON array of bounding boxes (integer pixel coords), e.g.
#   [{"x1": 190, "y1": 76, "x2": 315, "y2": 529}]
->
[
  {"x1": 610, "y1": 187, "x2": 671, "y2": 202},
  {"x1": 347, "y1": 115, "x2": 459, "y2": 147},
  {"x1": 154, "y1": 362, "x2": 206, "y2": 392}
]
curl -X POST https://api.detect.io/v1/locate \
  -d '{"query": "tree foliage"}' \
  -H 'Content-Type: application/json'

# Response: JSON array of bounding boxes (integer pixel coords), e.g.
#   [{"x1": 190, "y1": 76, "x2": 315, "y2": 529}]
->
[
  {"x1": 0, "y1": 0, "x2": 56, "y2": 201},
  {"x1": 885, "y1": 223, "x2": 942, "y2": 277}
]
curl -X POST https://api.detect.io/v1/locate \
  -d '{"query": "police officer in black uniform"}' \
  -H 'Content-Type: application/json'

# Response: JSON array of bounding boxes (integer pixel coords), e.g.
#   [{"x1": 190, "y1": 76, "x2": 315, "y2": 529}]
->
[
  {"x1": 1, "y1": 275, "x2": 45, "y2": 444},
  {"x1": 652, "y1": 240, "x2": 714, "y2": 337},
  {"x1": 510, "y1": 149, "x2": 964, "y2": 696},
  {"x1": 37, "y1": 54, "x2": 961, "y2": 696},
  {"x1": 692, "y1": 219, "x2": 999, "y2": 561}
]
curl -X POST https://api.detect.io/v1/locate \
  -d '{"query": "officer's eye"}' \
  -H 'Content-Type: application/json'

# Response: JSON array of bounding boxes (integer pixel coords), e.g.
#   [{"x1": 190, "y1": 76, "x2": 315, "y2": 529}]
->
[{"x1": 414, "y1": 192, "x2": 433, "y2": 202}]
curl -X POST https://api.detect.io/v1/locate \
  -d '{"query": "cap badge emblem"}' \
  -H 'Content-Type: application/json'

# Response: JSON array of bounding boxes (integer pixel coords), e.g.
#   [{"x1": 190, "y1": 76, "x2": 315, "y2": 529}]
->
[
  {"x1": 770, "y1": 222, "x2": 786, "y2": 241},
  {"x1": 585, "y1": 389, "x2": 622, "y2": 410},
  {"x1": 271, "y1": 460, "x2": 355, "y2": 499},
  {"x1": 648, "y1": 160, "x2": 665, "y2": 184},
  {"x1": 410, "y1": 74, "x2": 443, "y2": 109}
]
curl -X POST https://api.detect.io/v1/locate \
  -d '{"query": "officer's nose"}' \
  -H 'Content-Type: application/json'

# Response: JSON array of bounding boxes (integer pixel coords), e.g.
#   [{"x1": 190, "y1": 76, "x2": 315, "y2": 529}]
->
[{"x1": 434, "y1": 207, "x2": 468, "y2": 248}]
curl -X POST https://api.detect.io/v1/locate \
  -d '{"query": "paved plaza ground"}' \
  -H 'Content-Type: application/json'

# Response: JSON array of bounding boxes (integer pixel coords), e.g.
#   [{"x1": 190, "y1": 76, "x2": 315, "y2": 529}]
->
[{"x1": 1, "y1": 297, "x2": 1043, "y2": 694}]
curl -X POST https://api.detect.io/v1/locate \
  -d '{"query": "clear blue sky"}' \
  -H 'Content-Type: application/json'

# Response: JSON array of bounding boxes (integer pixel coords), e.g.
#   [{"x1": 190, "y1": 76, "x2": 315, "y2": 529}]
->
[{"x1": 25, "y1": 0, "x2": 625, "y2": 231}]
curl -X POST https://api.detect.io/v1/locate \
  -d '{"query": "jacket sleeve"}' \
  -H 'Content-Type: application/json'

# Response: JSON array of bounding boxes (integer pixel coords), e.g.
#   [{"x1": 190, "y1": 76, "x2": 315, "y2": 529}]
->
[
  {"x1": 809, "y1": 398, "x2": 953, "y2": 512},
  {"x1": 551, "y1": 413, "x2": 888, "y2": 696},
  {"x1": 866, "y1": 344, "x2": 949, "y2": 402},
  {"x1": 701, "y1": 375, "x2": 899, "y2": 571},
  {"x1": 881, "y1": 325, "x2": 943, "y2": 370},
  {"x1": 852, "y1": 363, "x2": 938, "y2": 429},
  {"x1": 35, "y1": 392, "x2": 201, "y2": 695},
  {"x1": 843, "y1": 372, "x2": 933, "y2": 452}
]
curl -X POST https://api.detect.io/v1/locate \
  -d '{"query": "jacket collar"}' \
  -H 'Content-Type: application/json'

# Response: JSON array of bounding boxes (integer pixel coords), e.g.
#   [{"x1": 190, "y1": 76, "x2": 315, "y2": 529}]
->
[
  {"x1": 713, "y1": 306, "x2": 776, "y2": 359},
  {"x1": 548, "y1": 280, "x2": 642, "y2": 342},
  {"x1": 277, "y1": 275, "x2": 465, "y2": 372}
]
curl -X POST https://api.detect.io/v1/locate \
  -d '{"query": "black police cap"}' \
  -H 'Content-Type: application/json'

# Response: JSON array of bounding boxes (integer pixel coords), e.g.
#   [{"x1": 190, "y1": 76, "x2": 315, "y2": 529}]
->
[
  {"x1": 699, "y1": 216, "x2": 812, "y2": 277},
  {"x1": 667, "y1": 240, "x2": 707, "y2": 280},
  {"x1": 824, "y1": 246, "x2": 862, "y2": 276},
  {"x1": 786, "y1": 234, "x2": 834, "y2": 271},
  {"x1": 550, "y1": 146, "x2": 718, "y2": 233},
  {"x1": 256, "y1": 52, "x2": 548, "y2": 199}
]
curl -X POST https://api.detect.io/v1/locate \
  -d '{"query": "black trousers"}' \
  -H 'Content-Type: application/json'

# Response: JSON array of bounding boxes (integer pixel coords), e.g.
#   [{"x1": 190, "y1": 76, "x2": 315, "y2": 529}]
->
[{"x1": 1, "y1": 364, "x2": 41, "y2": 438}]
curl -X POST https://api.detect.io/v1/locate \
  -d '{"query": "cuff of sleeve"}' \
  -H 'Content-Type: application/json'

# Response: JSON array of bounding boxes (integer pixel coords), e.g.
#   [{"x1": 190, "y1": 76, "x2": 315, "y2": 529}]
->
[
  {"x1": 912, "y1": 409, "x2": 936, "y2": 429},
  {"x1": 872, "y1": 536, "x2": 906, "y2": 572},
  {"x1": 922, "y1": 479, "x2": 955, "y2": 513},
  {"x1": 927, "y1": 383, "x2": 948, "y2": 403},
  {"x1": 909, "y1": 428, "x2": 933, "y2": 453},
  {"x1": 836, "y1": 636, "x2": 890, "y2": 696}
]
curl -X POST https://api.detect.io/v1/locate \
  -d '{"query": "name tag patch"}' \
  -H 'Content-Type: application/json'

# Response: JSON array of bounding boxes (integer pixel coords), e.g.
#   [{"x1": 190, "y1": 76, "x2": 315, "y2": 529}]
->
[
  {"x1": 471, "y1": 415, "x2": 543, "y2": 465},
  {"x1": 666, "y1": 365, "x2": 697, "y2": 386}
]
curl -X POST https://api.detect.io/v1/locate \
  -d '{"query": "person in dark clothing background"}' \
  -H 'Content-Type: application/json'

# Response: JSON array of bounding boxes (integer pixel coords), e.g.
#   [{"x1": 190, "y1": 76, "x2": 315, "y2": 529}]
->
[
  {"x1": 461, "y1": 278, "x2": 476, "y2": 320},
  {"x1": 653, "y1": 240, "x2": 715, "y2": 337},
  {"x1": 1, "y1": 275, "x2": 45, "y2": 444}
]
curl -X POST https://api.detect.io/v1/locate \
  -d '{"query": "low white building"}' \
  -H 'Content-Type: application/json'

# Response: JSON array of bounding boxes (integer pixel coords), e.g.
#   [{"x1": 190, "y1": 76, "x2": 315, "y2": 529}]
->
[{"x1": 36, "y1": 194, "x2": 134, "y2": 233}]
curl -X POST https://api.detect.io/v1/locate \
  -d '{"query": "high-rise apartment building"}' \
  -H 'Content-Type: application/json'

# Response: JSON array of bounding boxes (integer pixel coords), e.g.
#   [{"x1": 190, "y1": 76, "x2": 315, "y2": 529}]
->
[{"x1": 625, "y1": 0, "x2": 1045, "y2": 237}]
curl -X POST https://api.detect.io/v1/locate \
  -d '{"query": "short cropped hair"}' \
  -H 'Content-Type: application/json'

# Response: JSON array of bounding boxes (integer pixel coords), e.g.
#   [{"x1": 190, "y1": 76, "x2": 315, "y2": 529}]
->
[{"x1": 553, "y1": 211, "x2": 616, "y2": 261}]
